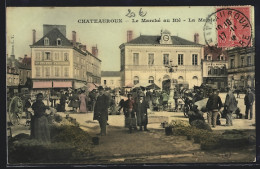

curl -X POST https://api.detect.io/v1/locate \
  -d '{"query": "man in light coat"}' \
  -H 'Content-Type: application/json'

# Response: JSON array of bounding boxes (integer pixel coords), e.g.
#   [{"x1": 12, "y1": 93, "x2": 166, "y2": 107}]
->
[{"x1": 224, "y1": 87, "x2": 237, "y2": 126}]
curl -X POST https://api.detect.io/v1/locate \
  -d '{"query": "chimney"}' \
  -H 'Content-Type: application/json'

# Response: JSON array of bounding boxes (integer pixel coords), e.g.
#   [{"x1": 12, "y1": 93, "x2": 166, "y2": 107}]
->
[
  {"x1": 82, "y1": 45, "x2": 87, "y2": 51},
  {"x1": 92, "y1": 45, "x2": 98, "y2": 57},
  {"x1": 72, "y1": 31, "x2": 76, "y2": 46},
  {"x1": 127, "y1": 30, "x2": 133, "y2": 42},
  {"x1": 194, "y1": 33, "x2": 199, "y2": 43},
  {"x1": 32, "y1": 29, "x2": 36, "y2": 44}
]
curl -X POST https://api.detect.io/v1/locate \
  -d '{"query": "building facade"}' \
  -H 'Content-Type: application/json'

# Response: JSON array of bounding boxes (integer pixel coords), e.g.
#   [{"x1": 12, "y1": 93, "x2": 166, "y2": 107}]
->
[
  {"x1": 101, "y1": 71, "x2": 121, "y2": 89},
  {"x1": 202, "y1": 46, "x2": 228, "y2": 91},
  {"x1": 7, "y1": 55, "x2": 31, "y2": 94},
  {"x1": 227, "y1": 47, "x2": 255, "y2": 90},
  {"x1": 119, "y1": 30, "x2": 204, "y2": 90},
  {"x1": 30, "y1": 25, "x2": 101, "y2": 90}
]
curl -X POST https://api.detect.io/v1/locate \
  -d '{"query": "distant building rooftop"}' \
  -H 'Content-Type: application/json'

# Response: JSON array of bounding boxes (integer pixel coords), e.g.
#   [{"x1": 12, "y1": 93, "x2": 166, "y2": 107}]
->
[{"x1": 101, "y1": 71, "x2": 120, "y2": 77}]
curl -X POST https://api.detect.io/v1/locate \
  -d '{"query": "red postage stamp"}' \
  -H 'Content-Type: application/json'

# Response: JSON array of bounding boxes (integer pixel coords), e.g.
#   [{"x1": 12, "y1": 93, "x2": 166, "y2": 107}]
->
[{"x1": 216, "y1": 6, "x2": 252, "y2": 47}]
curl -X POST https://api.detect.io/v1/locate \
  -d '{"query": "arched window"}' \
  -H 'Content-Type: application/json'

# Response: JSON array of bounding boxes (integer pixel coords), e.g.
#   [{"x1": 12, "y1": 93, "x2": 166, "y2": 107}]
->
[
  {"x1": 193, "y1": 76, "x2": 198, "y2": 80},
  {"x1": 133, "y1": 76, "x2": 139, "y2": 85},
  {"x1": 191, "y1": 76, "x2": 199, "y2": 88},
  {"x1": 57, "y1": 38, "x2": 62, "y2": 46},
  {"x1": 163, "y1": 74, "x2": 170, "y2": 81},
  {"x1": 219, "y1": 55, "x2": 225, "y2": 60},
  {"x1": 207, "y1": 54, "x2": 212, "y2": 60},
  {"x1": 44, "y1": 37, "x2": 49, "y2": 46},
  {"x1": 148, "y1": 76, "x2": 154, "y2": 84},
  {"x1": 178, "y1": 76, "x2": 184, "y2": 83}
]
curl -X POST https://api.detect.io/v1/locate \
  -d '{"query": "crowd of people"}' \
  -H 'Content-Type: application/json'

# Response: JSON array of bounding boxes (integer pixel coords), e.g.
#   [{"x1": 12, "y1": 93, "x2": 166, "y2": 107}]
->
[
  {"x1": 206, "y1": 86, "x2": 255, "y2": 128},
  {"x1": 20, "y1": 84, "x2": 255, "y2": 142}
]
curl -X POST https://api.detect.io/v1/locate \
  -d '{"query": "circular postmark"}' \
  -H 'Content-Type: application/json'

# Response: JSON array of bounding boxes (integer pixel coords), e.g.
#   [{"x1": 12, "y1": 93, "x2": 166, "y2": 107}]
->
[{"x1": 203, "y1": 8, "x2": 252, "y2": 47}]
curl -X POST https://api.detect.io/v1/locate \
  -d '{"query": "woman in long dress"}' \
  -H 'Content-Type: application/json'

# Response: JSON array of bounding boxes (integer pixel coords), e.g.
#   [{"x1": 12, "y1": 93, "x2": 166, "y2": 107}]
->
[
  {"x1": 31, "y1": 93, "x2": 50, "y2": 143},
  {"x1": 79, "y1": 90, "x2": 88, "y2": 113}
]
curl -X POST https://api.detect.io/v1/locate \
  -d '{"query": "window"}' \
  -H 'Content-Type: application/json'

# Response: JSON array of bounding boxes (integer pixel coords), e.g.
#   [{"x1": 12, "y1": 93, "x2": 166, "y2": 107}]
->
[
  {"x1": 178, "y1": 76, "x2": 184, "y2": 83},
  {"x1": 133, "y1": 76, "x2": 139, "y2": 85},
  {"x1": 27, "y1": 71, "x2": 30, "y2": 77},
  {"x1": 231, "y1": 59, "x2": 235, "y2": 68},
  {"x1": 207, "y1": 55, "x2": 212, "y2": 60},
  {"x1": 148, "y1": 76, "x2": 154, "y2": 84},
  {"x1": 163, "y1": 54, "x2": 169, "y2": 65},
  {"x1": 208, "y1": 66, "x2": 212, "y2": 75},
  {"x1": 247, "y1": 56, "x2": 251, "y2": 66},
  {"x1": 64, "y1": 67, "x2": 69, "y2": 77},
  {"x1": 55, "y1": 67, "x2": 60, "y2": 77},
  {"x1": 192, "y1": 54, "x2": 198, "y2": 65},
  {"x1": 104, "y1": 80, "x2": 107, "y2": 85},
  {"x1": 44, "y1": 37, "x2": 49, "y2": 46},
  {"x1": 57, "y1": 38, "x2": 61, "y2": 46},
  {"x1": 64, "y1": 53, "x2": 69, "y2": 61},
  {"x1": 36, "y1": 67, "x2": 40, "y2": 77},
  {"x1": 241, "y1": 57, "x2": 244, "y2": 67},
  {"x1": 193, "y1": 76, "x2": 198, "y2": 80},
  {"x1": 36, "y1": 52, "x2": 41, "y2": 61},
  {"x1": 54, "y1": 53, "x2": 59, "y2": 60},
  {"x1": 45, "y1": 67, "x2": 50, "y2": 77},
  {"x1": 45, "y1": 52, "x2": 51, "y2": 60},
  {"x1": 74, "y1": 68, "x2": 77, "y2": 76},
  {"x1": 220, "y1": 55, "x2": 224, "y2": 60},
  {"x1": 148, "y1": 53, "x2": 154, "y2": 66},
  {"x1": 178, "y1": 54, "x2": 183, "y2": 65},
  {"x1": 133, "y1": 53, "x2": 139, "y2": 65}
]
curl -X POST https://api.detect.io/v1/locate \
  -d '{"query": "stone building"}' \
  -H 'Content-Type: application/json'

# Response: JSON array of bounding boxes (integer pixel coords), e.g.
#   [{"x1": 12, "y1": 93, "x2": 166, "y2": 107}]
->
[
  {"x1": 119, "y1": 30, "x2": 204, "y2": 90},
  {"x1": 227, "y1": 46, "x2": 255, "y2": 90},
  {"x1": 7, "y1": 55, "x2": 31, "y2": 94},
  {"x1": 101, "y1": 71, "x2": 121, "y2": 89},
  {"x1": 30, "y1": 25, "x2": 101, "y2": 90},
  {"x1": 202, "y1": 46, "x2": 228, "y2": 91},
  {"x1": 6, "y1": 55, "x2": 19, "y2": 95}
]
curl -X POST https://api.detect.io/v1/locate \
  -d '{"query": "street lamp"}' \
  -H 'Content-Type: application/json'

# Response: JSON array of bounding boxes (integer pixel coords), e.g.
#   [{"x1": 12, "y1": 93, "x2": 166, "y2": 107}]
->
[{"x1": 165, "y1": 60, "x2": 178, "y2": 111}]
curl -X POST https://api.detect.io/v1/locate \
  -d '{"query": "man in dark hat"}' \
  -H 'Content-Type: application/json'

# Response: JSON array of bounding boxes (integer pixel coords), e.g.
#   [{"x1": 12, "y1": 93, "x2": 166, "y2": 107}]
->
[
  {"x1": 93, "y1": 86, "x2": 109, "y2": 136},
  {"x1": 135, "y1": 94, "x2": 149, "y2": 131},
  {"x1": 244, "y1": 87, "x2": 255, "y2": 120},
  {"x1": 206, "y1": 87, "x2": 223, "y2": 128}
]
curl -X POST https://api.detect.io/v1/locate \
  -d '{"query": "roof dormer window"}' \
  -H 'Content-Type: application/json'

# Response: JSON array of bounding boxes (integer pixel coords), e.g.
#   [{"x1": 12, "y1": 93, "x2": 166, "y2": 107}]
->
[
  {"x1": 207, "y1": 54, "x2": 212, "y2": 61},
  {"x1": 219, "y1": 55, "x2": 225, "y2": 61},
  {"x1": 44, "y1": 37, "x2": 49, "y2": 46},
  {"x1": 57, "y1": 38, "x2": 62, "y2": 46}
]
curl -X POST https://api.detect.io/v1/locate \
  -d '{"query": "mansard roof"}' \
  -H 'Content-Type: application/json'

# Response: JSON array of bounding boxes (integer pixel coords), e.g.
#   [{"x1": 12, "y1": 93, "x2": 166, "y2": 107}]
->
[
  {"x1": 32, "y1": 28, "x2": 73, "y2": 47},
  {"x1": 123, "y1": 35, "x2": 202, "y2": 46}
]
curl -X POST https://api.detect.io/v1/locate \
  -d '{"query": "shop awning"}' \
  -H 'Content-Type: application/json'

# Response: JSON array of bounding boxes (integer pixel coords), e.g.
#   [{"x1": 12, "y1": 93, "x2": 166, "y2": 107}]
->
[
  {"x1": 53, "y1": 81, "x2": 72, "y2": 88},
  {"x1": 74, "y1": 82, "x2": 86, "y2": 89},
  {"x1": 87, "y1": 83, "x2": 97, "y2": 91},
  {"x1": 33, "y1": 81, "x2": 52, "y2": 88}
]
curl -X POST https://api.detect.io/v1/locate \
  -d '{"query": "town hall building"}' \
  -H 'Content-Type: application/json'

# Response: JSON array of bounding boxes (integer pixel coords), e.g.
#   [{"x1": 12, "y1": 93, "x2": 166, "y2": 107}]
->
[{"x1": 119, "y1": 30, "x2": 204, "y2": 90}]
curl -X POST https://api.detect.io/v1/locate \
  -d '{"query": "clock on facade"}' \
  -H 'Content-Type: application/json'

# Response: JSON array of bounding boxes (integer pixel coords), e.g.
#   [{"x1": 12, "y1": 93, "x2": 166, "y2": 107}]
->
[{"x1": 163, "y1": 35, "x2": 170, "y2": 41}]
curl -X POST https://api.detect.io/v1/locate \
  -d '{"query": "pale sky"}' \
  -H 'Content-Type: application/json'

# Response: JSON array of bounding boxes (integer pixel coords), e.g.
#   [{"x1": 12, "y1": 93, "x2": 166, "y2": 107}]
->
[{"x1": 6, "y1": 6, "x2": 254, "y2": 71}]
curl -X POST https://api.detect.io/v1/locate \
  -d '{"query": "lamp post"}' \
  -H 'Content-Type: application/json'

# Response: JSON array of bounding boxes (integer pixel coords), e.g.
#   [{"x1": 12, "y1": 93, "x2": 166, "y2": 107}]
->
[{"x1": 165, "y1": 60, "x2": 178, "y2": 111}]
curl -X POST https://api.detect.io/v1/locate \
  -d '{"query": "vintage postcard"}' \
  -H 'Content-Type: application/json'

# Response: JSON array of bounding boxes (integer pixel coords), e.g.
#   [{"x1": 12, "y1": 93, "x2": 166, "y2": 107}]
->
[{"x1": 6, "y1": 6, "x2": 257, "y2": 165}]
